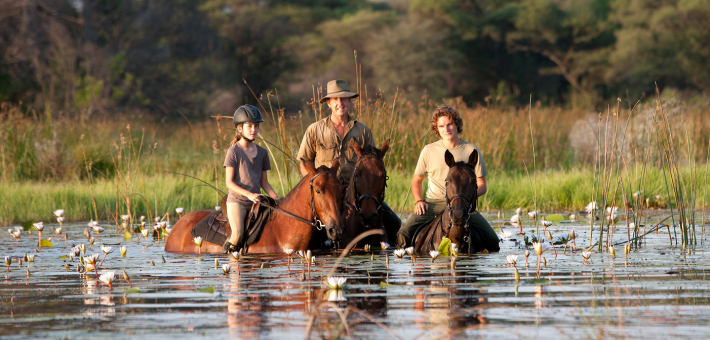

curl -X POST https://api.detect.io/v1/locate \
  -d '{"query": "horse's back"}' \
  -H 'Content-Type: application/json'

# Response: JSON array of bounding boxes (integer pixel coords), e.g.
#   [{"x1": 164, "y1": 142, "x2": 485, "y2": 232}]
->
[{"x1": 165, "y1": 210, "x2": 214, "y2": 253}]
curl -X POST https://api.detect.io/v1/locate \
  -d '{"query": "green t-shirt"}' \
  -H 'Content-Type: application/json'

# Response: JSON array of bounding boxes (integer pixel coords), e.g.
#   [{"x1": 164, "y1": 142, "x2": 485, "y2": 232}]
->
[{"x1": 413, "y1": 139, "x2": 488, "y2": 202}]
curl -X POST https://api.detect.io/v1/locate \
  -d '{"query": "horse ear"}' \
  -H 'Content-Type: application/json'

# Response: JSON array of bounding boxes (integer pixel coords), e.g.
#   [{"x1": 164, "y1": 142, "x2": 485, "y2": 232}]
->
[
  {"x1": 300, "y1": 158, "x2": 316, "y2": 176},
  {"x1": 468, "y1": 149, "x2": 479, "y2": 168},
  {"x1": 352, "y1": 140, "x2": 363, "y2": 158},
  {"x1": 330, "y1": 158, "x2": 340, "y2": 173},
  {"x1": 444, "y1": 150, "x2": 455, "y2": 168},
  {"x1": 379, "y1": 139, "x2": 390, "y2": 157}
]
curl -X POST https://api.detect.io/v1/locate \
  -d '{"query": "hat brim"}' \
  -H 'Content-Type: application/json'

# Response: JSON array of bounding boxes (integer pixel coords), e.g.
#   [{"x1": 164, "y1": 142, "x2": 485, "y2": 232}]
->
[{"x1": 319, "y1": 92, "x2": 359, "y2": 104}]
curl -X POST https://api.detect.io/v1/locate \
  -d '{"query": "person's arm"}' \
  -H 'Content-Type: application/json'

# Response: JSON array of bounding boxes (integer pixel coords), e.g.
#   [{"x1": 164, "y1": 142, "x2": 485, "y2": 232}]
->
[
  {"x1": 297, "y1": 126, "x2": 317, "y2": 177},
  {"x1": 477, "y1": 176, "x2": 487, "y2": 197},
  {"x1": 225, "y1": 167, "x2": 260, "y2": 203},
  {"x1": 260, "y1": 171, "x2": 279, "y2": 200},
  {"x1": 411, "y1": 175, "x2": 428, "y2": 215}
]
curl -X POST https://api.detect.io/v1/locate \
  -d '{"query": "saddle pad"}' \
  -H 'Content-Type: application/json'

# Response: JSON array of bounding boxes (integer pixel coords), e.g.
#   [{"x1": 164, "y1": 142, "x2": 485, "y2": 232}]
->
[{"x1": 190, "y1": 211, "x2": 228, "y2": 246}]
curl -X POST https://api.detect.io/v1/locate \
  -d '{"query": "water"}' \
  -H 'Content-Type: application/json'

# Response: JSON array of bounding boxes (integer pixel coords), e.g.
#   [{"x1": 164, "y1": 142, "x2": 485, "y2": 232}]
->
[{"x1": 2, "y1": 211, "x2": 709, "y2": 339}]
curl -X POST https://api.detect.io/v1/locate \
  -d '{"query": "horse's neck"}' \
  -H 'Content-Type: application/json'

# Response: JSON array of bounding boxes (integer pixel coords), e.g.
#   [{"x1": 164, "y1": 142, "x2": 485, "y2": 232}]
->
[{"x1": 276, "y1": 179, "x2": 312, "y2": 221}]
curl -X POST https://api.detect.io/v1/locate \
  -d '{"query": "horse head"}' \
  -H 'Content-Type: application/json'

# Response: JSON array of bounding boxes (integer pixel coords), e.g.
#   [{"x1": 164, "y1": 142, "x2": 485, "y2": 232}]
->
[
  {"x1": 300, "y1": 158, "x2": 344, "y2": 242},
  {"x1": 443, "y1": 149, "x2": 479, "y2": 246},
  {"x1": 349, "y1": 139, "x2": 389, "y2": 228}
]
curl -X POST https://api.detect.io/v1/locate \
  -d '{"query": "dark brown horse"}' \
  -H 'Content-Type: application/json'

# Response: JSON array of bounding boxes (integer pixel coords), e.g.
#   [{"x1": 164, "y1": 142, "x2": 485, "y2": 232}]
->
[
  {"x1": 165, "y1": 159, "x2": 344, "y2": 254},
  {"x1": 342, "y1": 140, "x2": 390, "y2": 246},
  {"x1": 413, "y1": 149, "x2": 479, "y2": 254}
]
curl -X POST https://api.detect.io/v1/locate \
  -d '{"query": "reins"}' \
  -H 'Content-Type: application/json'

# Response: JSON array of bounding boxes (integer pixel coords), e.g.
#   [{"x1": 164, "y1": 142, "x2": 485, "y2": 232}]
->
[{"x1": 344, "y1": 153, "x2": 388, "y2": 213}]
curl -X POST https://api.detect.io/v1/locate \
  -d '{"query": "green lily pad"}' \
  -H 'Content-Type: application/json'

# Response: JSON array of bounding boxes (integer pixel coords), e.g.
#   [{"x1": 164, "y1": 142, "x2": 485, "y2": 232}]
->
[
  {"x1": 58, "y1": 255, "x2": 67, "y2": 259},
  {"x1": 124, "y1": 287, "x2": 141, "y2": 293},
  {"x1": 437, "y1": 237, "x2": 452, "y2": 256},
  {"x1": 526, "y1": 278, "x2": 549, "y2": 284},
  {"x1": 21, "y1": 221, "x2": 35, "y2": 231},
  {"x1": 194, "y1": 286, "x2": 215, "y2": 293},
  {"x1": 40, "y1": 239, "x2": 54, "y2": 247},
  {"x1": 379, "y1": 282, "x2": 397, "y2": 287},
  {"x1": 544, "y1": 214, "x2": 565, "y2": 222},
  {"x1": 473, "y1": 280, "x2": 495, "y2": 285},
  {"x1": 123, "y1": 232, "x2": 132, "y2": 241}
]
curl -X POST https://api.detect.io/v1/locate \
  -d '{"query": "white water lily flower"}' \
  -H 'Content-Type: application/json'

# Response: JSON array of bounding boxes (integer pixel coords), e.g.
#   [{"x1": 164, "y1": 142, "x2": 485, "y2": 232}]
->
[
  {"x1": 363, "y1": 244, "x2": 371, "y2": 252},
  {"x1": 310, "y1": 256, "x2": 316, "y2": 265},
  {"x1": 141, "y1": 229, "x2": 149, "y2": 237},
  {"x1": 405, "y1": 247, "x2": 415, "y2": 256},
  {"x1": 5, "y1": 256, "x2": 11, "y2": 266},
  {"x1": 84, "y1": 263, "x2": 95, "y2": 273},
  {"x1": 175, "y1": 207, "x2": 184, "y2": 214},
  {"x1": 585, "y1": 202, "x2": 598, "y2": 214},
  {"x1": 525, "y1": 249, "x2": 530, "y2": 258},
  {"x1": 11, "y1": 229, "x2": 21, "y2": 239},
  {"x1": 606, "y1": 207, "x2": 618, "y2": 220},
  {"x1": 393, "y1": 249, "x2": 406, "y2": 258},
  {"x1": 70, "y1": 247, "x2": 81, "y2": 257},
  {"x1": 120, "y1": 246, "x2": 127, "y2": 257},
  {"x1": 380, "y1": 242, "x2": 390, "y2": 251},
  {"x1": 325, "y1": 289, "x2": 346, "y2": 302},
  {"x1": 297, "y1": 250, "x2": 305, "y2": 259},
  {"x1": 510, "y1": 214, "x2": 520, "y2": 224},
  {"x1": 450, "y1": 243, "x2": 459, "y2": 257},
  {"x1": 569, "y1": 230, "x2": 576, "y2": 239},
  {"x1": 326, "y1": 276, "x2": 347, "y2": 290},
  {"x1": 429, "y1": 250, "x2": 440, "y2": 261},
  {"x1": 506, "y1": 255, "x2": 518, "y2": 266},
  {"x1": 120, "y1": 215, "x2": 130, "y2": 221},
  {"x1": 92, "y1": 226, "x2": 104, "y2": 233},
  {"x1": 165, "y1": 227, "x2": 172, "y2": 234},
  {"x1": 230, "y1": 251, "x2": 240, "y2": 260},
  {"x1": 215, "y1": 206, "x2": 222, "y2": 211},
  {"x1": 98, "y1": 271, "x2": 116, "y2": 287},
  {"x1": 78, "y1": 244, "x2": 86, "y2": 254},
  {"x1": 85, "y1": 254, "x2": 100, "y2": 265},
  {"x1": 101, "y1": 245, "x2": 113, "y2": 255},
  {"x1": 284, "y1": 249, "x2": 294, "y2": 256},
  {"x1": 499, "y1": 230, "x2": 512, "y2": 240},
  {"x1": 54, "y1": 209, "x2": 64, "y2": 217},
  {"x1": 569, "y1": 214, "x2": 577, "y2": 220},
  {"x1": 581, "y1": 251, "x2": 593, "y2": 261},
  {"x1": 154, "y1": 217, "x2": 161, "y2": 223},
  {"x1": 88, "y1": 221, "x2": 99, "y2": 227},
  {"x1": 221, "y1": 263, "x2": 231, "y2": 274},
  {"x1": 515, "y1": 207, "x2": 522, "y2": 215},
  {"x1": 140, "y1": 216, "x2": 146, "y2": 222},
  {"x1": 193, "y1": 236, "x2": 203, "y2": 247},
  {"x1": 533, "y1": 242, "x2": 549, "y2": 256},
  {"x1": 54, "y1": 226, "x2": 63, "y2": 235},
  {"x1": 27, "y1": 254, "x2": 35, "y2": 262},
  {"x1": 542, "y1": 220, "x2": 553, "y2": 228},
  {"x1": 527, "y1": 211, "x2": 537, "y2": 218},
  {"x1": 33, "y1": 222, "x2": 44, "y2": 232}
]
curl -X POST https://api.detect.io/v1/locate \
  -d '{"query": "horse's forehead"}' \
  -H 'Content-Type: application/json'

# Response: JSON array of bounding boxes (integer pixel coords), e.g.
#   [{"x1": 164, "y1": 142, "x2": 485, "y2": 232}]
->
[
  {"x1": 447, "y1": 165, "x2": 475, "y2": 185},
  {"x1": 359, "y1": 157, "x2": 385, "y2": 173}
]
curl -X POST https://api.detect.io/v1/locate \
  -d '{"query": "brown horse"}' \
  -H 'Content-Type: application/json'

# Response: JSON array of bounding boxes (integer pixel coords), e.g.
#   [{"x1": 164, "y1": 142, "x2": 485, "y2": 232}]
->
[
  {"x1": 342, "y1": 140, "x2": 390, "y2": 246},
  {"x1": 413, "y1": 149, "x2": 479, "y2": 254},
  {"x1": 165, "y1": 159, "x2": 344, "y2": 254}
]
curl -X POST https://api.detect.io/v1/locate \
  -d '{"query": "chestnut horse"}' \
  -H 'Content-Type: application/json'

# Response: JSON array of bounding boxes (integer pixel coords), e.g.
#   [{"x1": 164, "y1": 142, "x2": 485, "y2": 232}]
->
[
  {"x1": 165, "y1": 159, "x2": 344, "y2": 254},
  {"x1": 413, "y1": 149, "x2": 479, "y2": 254},
  {"x1": 342, "y1": 140, "x2": 390, "y2": 246}
]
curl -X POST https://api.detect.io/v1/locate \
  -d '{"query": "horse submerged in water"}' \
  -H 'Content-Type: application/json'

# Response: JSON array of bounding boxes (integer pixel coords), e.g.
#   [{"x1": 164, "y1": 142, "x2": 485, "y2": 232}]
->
[{"x1": 165, "y1": 159, "x2": 344, "y2": 254}]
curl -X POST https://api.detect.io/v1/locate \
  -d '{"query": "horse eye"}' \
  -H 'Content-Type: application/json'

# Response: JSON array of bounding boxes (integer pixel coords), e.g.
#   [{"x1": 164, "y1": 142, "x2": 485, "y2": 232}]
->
[{"x1": 316, "y1": 190, "x2": 321, "y2": 194}]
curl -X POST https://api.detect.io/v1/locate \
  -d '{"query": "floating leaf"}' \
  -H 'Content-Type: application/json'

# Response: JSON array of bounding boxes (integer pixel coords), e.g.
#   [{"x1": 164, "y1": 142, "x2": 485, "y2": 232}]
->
[
  {"x1": 473, "y1": 280, "x2": 495, "y2": 285},
  {"x1": 40, "y1": 239, "x2": 54, "y2": 247},
  {"x1": 379, "y1": 282, "x2": 397, "y2": 287},
  {"x1": 123, "y1": 232, "x2": 132, "y2": 241},
  {"x1": 526, "y1": 278, "x2": 549, "y2": 284},
  {"x1": 545, "y1": 214, "x2": 565, "y2": 222},
  {"x1": 195, "y1": 286, "x2": 215, "y2": 293},
  {"x1": 437, "y1": 237, "x2": 452, "y2": 256},
  {"x1": 21, "y1": 221, "x2": 35, "y2": 231},
  {"x1": 124, "y1": 288, "x2": 141, "y2": 293},
  {"x1": 58, "y1": 255, "x2": 67, "y2": 259}
]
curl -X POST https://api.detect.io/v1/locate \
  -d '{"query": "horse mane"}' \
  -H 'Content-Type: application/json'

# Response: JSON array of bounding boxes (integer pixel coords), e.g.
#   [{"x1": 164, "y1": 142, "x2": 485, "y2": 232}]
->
[
  {"x1": 344, "y1": 146, "x2": 383, "y2": 204},
  {"x1": 282, "y1": 165, "x2": 336, "y2": 201}
]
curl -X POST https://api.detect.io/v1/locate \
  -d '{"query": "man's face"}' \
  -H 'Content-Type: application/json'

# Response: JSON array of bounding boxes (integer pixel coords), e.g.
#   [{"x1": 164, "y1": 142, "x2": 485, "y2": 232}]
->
[
  {"x1": 327, "y1": 97, "x2": 350, "y2": 117},
  {"x1": 437, "y1": 116, "x2": 458, "y2": 141}
]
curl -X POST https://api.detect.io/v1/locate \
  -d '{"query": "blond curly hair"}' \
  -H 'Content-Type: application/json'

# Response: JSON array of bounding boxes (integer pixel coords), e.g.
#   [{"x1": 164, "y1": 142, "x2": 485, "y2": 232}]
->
[{"x1": 430, "y1": 104, "x2": 463, "y2": 138}]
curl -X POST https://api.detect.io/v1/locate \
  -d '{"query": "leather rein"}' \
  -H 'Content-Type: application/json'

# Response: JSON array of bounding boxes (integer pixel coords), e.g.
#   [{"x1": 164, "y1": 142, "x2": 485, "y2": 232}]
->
[{"x1": 345, "y1": 154, "x2": 388, "y2": 213}]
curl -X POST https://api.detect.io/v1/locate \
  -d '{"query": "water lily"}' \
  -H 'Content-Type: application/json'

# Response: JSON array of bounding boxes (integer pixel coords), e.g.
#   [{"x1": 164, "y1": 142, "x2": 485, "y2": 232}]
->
[
  {"x1": 140, "y1": 215, "x2": 146, "y2": 222},
  {"x1": 394, "y1": 249, "x2": 406, "y2": 258},
  {"x1": 515, "y1": 207, "x2": 522, "y2": 215},
  {"x1": 120, "y1": 214, "x2": 130, "y2": 221},
  {"x1": 527, "y1": 211, "x2": 537, "y2": 218},
  {"x1": 326, "y1": 276, "x2": 347, "y2": 290},
  {"x1": 88, "y1": 220, "x2": 99, "y2": 228},
  {"x1": 78, "y1": 244, "x2": 86, "y2": 255},
  {"x1": 310, "y1": 256, "x2": 316, "y2": 265},
  {"x1": 119, "y1": 246, "x2": 127, "y2": 257},
  {"x1": 499, "y1": 230, "x2": 512, "y2": 241},
  {"x1": 380, "y1": 242, "x2": 390, "y2": 251},
  {"x1": 325, "y1": 289, "x2": 346, "y2": 302},
  {"x1": 57, "y1": 216, "x2": 65, "y2": 227},
  {"x1": 585, "y1": 202, "x2": 598, "y2": 214},
  {"x1": 89, "y1": 237, "x2": 95, "y2": 249},
  {"x1": 92, "y1": 225, "x2": 104, "y2": 239},
  {"x1": 11, "y1": 229, "x2": 21, "y2": 244},
  {"x1": 569, "y1": 214, "x2": 577, "y2": 220},
  {"x1": 154, "y1": 217, "x2": 161, "y2": 223},
  {"x1": 176, "y1": 207, "x2": 184, "y2": 218},
  {"x1": 141, "y1": 228, "x2": 150, "y2": 246},
  {"x1": 609, "y1": 246, "x2": 616, "y2": 259},
  {"x1": 542, "y1": 220, "x2": 553, "y2": 228},
  {"x1": 606, "y1": 206, "x2": 618, "y2": 221},
  {"x1": 532, "y1": 242, "x2": 549, "y2": 278},
  {"x1": 405, "y1": 247, "x2": 415, "y2": 262},
  {"x1": 34, "y1": 222, "x2": 44, "y2": 248},
  {"x1": 215, "y1": 206, "x2": 222, "y2": 211},
  {"x1": 193, "y1": 236, "x2": 203, "y2": 255},
  {"x1": 85, "y1": 254, "x2": 100, "y2": 276},
  {"x1": 54, "y1": 209, "x2": 64, "y2": 217},
  {"x1": 363, "y1": 244, "x2": 371, "y2": 253},
  {"x1": 27, "y1": 254, "x2": 35, "y2": 262},
  {"x1": 581, "y1": 251, "x2": 593, "y2": 262},
  {"x1": 506, "y1": 255, "x2": 518, "y2": 266},
  {"x1": 429, "y1": 250, "x2": 440, "y2": 262},
  {"x1": 100, "y1": 245, "x2": 113, "y2": 265},
  {"x1": 524, "y1": 250, "x2": 530, "y2": 267},
  {"x1": 221, "y1": 263, "x2": 231, "y2": 275},
  {"x1": 450, "y1": 243, "x2": 459, "y2": 257},
  {"x1": 510, "y1": 214, "x2": 522, "y2": 232},
  {"x1": 569, "y1": 230, "x2": 577, "y2": 252},
  {"x1": 98, "y1": 271, "x2": 116, "y2": 290},
  {"x1": 53, "y1": 226, "x2": 62, "y2": 235},
  {"x1": 5, "y1": 256, "x2": 11, "y2": 271}
]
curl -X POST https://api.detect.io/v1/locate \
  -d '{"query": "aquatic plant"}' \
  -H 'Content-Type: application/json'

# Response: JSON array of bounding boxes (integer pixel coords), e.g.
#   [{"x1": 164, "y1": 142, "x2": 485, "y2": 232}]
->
[
  {"x1": 98, "y1": 271, "x2": 116, "y2": 290},
  {"x1": 221, "y1": 264, "x2": 231, "y2": 275},
  {"x1": 380, "y1": 242, "x2": 389, "y2": 251},
  {"x1": 524, "y1": 250, "x2": 530, "y2": 267},
  {"x1": 100, "y1": 245, "x2": 113, "y2": 265},
  {"x1": 499, "y1": 230, "x2": 512, "y2": 241},
  {"x1": 5, "y1": 256, "x2": 10, "y2": 271},
  {"x1": 193, "y1": 236, "x2": 203, "y2": 255},
  {"x1": 363, "y1": 244, "x2": 370, "y2": 253},
  {"x1": 506, "y1": 255, "x2": 518, "y2": 266},
  {"x1": 429, "y1": 250, "x2": 440, "y2": 262},
  {"x1": 33, "y1": 222, "x2": 44, "y2": 248},
  {"x1": 176, "y1": 207, "x2": 184, "y2": 218},
  {"x1": 532, "y1": 242, "x2": 549, "y2": 278},
  {"x1": 450, "y1": 243, "x2": 459, "y2": 257},
  {"x1": 120, "y1": 246, "x2": 127, "y2": 257},
  {"x1": 581, "y1": 251, "x2": 592, "y2": 263},
  {"x1": 393, "y1": 249, "x2": 405, "y2": 258},
  {"x1": 326, "y1": 276, "x2": 347, "y2": 290},
  {"x1": 27, "y1": 254, "x2": 35, "y2": 262},
  {"x1": 405, "y1": 247, "x2": 415, "y2": 262}
]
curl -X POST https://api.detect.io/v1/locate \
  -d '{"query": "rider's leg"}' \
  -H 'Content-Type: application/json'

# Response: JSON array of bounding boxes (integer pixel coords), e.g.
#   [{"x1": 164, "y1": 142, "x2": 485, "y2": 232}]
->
[
  {"x1": 396, "y1": 202, "x2": 444, "y2": 248},
  {"x1": 380, "y1": 202, "x2": 401, "y2": 244},
  {"x1": 226, "y1": 202, "x2": 250, "y2": 249},
  {"x1": 467, "y1": 212, "x2": 500, "y2": 252}
]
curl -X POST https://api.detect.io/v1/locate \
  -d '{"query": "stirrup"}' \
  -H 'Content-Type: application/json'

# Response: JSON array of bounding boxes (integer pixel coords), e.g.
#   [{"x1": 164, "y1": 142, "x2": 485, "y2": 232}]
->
[{"x1": 223, "y1": 241, "x2": 239, "y2": 254}]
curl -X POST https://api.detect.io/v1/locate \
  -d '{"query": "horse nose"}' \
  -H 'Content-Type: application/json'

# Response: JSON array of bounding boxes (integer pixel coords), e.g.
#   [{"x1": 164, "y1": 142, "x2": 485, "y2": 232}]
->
[
  {"x1": 327, "y1": 225, "x2": 342, "y2": 241},
  {"x1": 451, "y1": 209, "x2": 465, "y2": 224},
  {"x1": 361, "y1": 212, "x2": 378, "y2": 226}
]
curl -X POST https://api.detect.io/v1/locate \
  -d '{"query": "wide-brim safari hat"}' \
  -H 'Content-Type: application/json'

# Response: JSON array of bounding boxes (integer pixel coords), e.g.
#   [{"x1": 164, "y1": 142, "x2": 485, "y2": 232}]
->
[{"x1": 319, "y1": 79, "x2": 359, "y2": 104}]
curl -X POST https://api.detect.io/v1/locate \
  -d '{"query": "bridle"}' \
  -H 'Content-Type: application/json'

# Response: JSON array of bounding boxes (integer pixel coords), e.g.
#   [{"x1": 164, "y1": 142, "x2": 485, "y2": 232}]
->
[
  {"x1": 444, "y1": 163, "x2": 478, "y2": 239},
  {"x1": 346, "y1": 154, "x2": 388, "y2": 213},
  {"x1": 309, "y1": 171, "x2": 337, "y2": 230}
]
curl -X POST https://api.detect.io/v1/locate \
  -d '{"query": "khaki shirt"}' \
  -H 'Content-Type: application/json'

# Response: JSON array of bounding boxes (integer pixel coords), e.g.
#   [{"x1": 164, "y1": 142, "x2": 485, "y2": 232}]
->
[
  {"x1": 414, "y1": 139, "x2": 488, "y2": 202},
  {"x1": 297, "y1": 115, "x2": 375, "y2": 184}
]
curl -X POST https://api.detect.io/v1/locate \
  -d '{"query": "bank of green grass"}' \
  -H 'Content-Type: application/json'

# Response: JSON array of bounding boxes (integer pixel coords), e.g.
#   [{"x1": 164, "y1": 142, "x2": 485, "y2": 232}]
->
[{"x1": 3, "y1": 166, "x2": 708, "y2": 225}]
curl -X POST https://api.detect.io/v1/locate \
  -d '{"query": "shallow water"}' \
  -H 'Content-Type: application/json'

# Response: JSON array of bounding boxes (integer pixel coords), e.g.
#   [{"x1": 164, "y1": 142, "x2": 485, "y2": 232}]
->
[{"x1": 2, "y1": 211, "x2": 709, "y2": 339}]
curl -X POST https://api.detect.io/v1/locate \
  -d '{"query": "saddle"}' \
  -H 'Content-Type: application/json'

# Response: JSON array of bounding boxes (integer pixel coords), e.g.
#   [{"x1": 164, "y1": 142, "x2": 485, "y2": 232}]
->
[
  {"x1": 412, "y1": 211, "x2": 445, "y2": 253},
  {"x1": 190, "y1": 195, "x2": 277, "y2": 250}
]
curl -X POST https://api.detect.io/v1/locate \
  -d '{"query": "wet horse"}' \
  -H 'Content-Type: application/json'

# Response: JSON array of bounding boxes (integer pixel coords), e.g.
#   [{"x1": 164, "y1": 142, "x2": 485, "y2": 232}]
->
[
  {"x1": 342, "y1": 140, "x2": 390, "y2": 246},
  {"x1": 413, "y1": 149, "x2": 481, "y2": 254},
  {"x1": 165, "y1": 159, "x2": 344, "y2": 254}
]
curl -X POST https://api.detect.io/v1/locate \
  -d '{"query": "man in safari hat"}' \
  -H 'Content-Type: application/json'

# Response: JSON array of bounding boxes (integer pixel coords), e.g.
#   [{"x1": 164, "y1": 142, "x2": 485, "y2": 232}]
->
[{"x1": 298, "y1": 79, "x2": 401, "y2": 243}]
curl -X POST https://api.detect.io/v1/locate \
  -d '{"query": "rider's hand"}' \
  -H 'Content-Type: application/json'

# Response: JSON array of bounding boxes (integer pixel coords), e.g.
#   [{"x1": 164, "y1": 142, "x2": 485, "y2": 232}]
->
[
  {"x1": 247, "y1": 193, "x2": 261, "y2": 203},
  {"x1": 414, "y1": 200, "x2": 428, "y2": 215}
]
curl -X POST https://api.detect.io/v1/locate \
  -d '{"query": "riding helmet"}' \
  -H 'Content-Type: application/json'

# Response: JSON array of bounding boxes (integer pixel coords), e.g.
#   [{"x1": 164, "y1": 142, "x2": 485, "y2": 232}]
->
[{"x1": 233, "y1": 104, "x2": 265, "y2": 126}]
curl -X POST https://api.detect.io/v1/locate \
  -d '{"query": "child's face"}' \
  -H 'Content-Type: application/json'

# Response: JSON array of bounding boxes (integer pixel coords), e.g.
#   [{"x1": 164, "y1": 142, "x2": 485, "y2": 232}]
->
[{"x1": 240, "y1": 123, "x2": 260, "y2": 140}]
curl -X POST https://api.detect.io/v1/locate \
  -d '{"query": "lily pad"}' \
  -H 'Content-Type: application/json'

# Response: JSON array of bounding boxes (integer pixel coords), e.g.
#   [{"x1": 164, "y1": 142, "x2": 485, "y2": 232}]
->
[
  {"x1": 58, "y1": 255, "x2": 67, "y2": 259},
  {"x1": 437, "y1": 237, "x2": 452, "y2": 256},
  {"x1": 124, "y1": 287, "x2": 141, "y2": 293},
  {"x1": 473, "y1": 280, "x2": 495, "y2": 285},
  {"x1": 123, "y1": 232, "x2": 132, "y2": 241},
  {"x1": 194, "y1": 286, "x2": 215, "y2": 293},
  {"x1": 40, "y1": 239, "x2": 54, "y2": 247},
  {"x1": 544, "y1": 214, "x2": 565, "y2": 222},
  {"x1": 379, "y1": 282, "x2": 397, "y2": 287},
  {"x1": 21, "y1": 221, "x2": 35, "y2": 231},
  {"x1": 526, "y1": 278, "x2": 549, "y2": 284}
]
